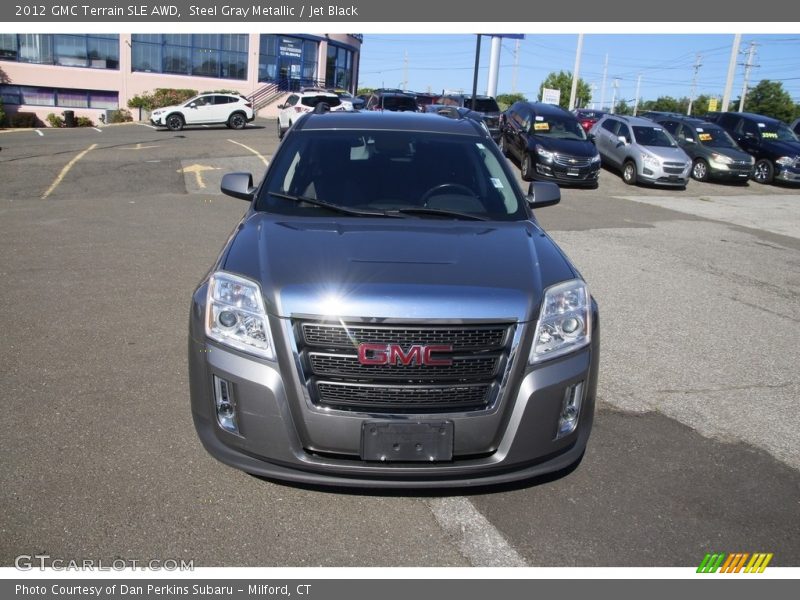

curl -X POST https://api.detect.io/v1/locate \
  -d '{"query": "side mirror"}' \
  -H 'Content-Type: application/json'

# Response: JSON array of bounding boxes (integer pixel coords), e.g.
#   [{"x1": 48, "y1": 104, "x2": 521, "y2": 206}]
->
[
  {"x1": 617, "y1": 135, "x2": 628, "y2": 145},
  {"x1": 527, "y1": 181, "x2": 561, "y2": 209},
  {"x1": 188, "y1": 102, "x2": 197, "y2": 108},
  {"x1": 587, "y1": 132, "x2": 596, "y2": 143},
  {"x1": 277, "y1": 103, "x2": 286, "y2": 109},
  {"x1": 221, "y1": 172, "x2": 256, "y2": 202},
  {"x1": 683, "y1": 137, "x2": 695, "y2": 144}
]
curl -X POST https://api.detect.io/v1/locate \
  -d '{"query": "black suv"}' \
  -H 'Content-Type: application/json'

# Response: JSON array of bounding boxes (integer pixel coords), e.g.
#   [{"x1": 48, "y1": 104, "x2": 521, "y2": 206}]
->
[
  {"x1": 649, "y1": 114, "x2": 754, "y2": 182},
  {"x1": 364, "y1": 89, "x2": 419, "y2": 112},
  {"x1": 499, "y1": 101, "x2": 601, "y2": 187},
  {"x1": 439, "y1": 94, "x2": 502, "y2": 141},
  {"x1": 711, "y1": 112, "x2": 800, "y2": 184}
]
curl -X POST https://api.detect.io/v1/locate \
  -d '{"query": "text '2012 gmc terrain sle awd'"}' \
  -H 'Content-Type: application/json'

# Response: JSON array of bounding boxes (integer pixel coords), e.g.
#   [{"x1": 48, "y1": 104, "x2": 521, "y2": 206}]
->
[{"x1": 188, "y1": 111, "x2": 599, "y2": 488}]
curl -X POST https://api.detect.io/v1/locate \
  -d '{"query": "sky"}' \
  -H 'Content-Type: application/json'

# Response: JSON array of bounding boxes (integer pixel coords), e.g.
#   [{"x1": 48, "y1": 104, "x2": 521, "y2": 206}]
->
[{"x1": 357, "y1": 34, "x2": 800, "y2": 108}]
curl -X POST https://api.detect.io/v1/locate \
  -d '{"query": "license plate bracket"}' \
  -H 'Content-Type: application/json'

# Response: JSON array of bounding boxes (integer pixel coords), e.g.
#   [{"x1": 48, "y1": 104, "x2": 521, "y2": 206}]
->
[
  {"x1": 567, "y1": 168, "x2": 580, "y2": 176},
  {"x1": 361, "y1": 421, "x2": 454, "y2": 462}
]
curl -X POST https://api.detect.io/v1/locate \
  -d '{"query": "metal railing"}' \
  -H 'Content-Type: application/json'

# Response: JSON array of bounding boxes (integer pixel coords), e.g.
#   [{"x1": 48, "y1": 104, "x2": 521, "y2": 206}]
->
[{"x1": 249, "y1": 78, "x2": 330, "y2": 110}]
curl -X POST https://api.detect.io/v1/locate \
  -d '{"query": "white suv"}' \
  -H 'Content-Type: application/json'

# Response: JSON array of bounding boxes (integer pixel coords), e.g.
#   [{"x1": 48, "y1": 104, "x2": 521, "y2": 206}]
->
[
  {"x1": 150, "y1": 93, "x2": 255, "y2": 131},
  {"x1": 277, "y1": 91, "x2": 347, "y2": 139}
]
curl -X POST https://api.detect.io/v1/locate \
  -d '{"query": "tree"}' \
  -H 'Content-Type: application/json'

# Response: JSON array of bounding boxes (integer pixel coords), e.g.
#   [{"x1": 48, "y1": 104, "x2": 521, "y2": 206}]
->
[
  {"x1": 356, "y1": 87, "x2": 374, "y2": 96},
  {"x1": 739, "y1": 80, "x2": 797, "y2": 123},
  {"x1": 613, "y1": 100, "x2": 633, "y2": 116},
  {"x1": 538, "y1": 71, "x2": 591, "y2": 109},
  {"x1": 495, "y1": 93, "x2": 526, "y2": 111}
]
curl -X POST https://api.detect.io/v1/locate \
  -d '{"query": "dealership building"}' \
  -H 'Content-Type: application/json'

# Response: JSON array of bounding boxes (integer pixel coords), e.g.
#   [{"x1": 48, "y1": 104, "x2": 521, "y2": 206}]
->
[{"x1": 0, "y1": 33, "x2": 362, "y2": 124}]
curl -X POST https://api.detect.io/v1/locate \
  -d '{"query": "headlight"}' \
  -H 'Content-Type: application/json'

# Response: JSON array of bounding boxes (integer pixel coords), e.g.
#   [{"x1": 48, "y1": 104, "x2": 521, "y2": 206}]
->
[
  {"x1": 205, "y1": 272, "x2": 275, "y2": 360},
  {"x1": 591, "y1": 153, "x2": 601, "y2": 164},
  {"x1": 775, "y1": 156, "x2": 794, "y2": 166},
  {"x1": 536, "y1": 146, "x2": 554, "y2": 162},
  {"x1": 710, "y1": 153, "x2": 733, "y2": 165},
  {"x1": 642, "y1": 153, "x2": 660, "y2": 169},
  {"x1": 529, "y1": 280, "x2": 592, "y2": 364}
]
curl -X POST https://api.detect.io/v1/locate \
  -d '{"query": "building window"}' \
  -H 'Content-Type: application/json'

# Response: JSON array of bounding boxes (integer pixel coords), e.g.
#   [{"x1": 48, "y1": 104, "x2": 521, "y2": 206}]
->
[
  {"x1": 259, "y1": 35, "x2": 318, "y2": 87},
  {"x1": 0, "y1": 84, "x2": 118, "y2": 109},
  {"x1": 131, "y1": 34, "x2": 248, "y2": 80},
  {"x1": 326, "y1": 44, "x2": 354, "y2": 90},
  {"x1": 0, "y1": 34, "x2": 117, "y2": 69}
]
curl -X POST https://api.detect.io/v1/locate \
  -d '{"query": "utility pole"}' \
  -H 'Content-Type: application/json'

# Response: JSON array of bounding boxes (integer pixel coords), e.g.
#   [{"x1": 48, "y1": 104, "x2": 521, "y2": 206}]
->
[
  {"x1": 610, "y1": 78, "x2": 619, "y2": 114},
  {"x1": 600, "y1": 53, "x2": 608, "y2": 111},
  {"x1": 486, "y1": 36, "x2": 502, "y2": 97},
  {"x1": 512, "y1": 39, "x2": 520, "y2": 94},
  {"x1": 738, "y1": 42, "x2": 758, "y2": 112},
  {"x1": 402, "y1": 50, "x2": 408, "y2": 91},
  {"x1": 687, "y1": 53, "x2": 703, "y2": 115},
  {"x1": 471, "y1": 35, "x2": 482, "y2": 108},
  {"x1": 721, "y1": 33, "x2": 741, "y2": 112},
  {"x1": 590, "y1": 83, "x2": 597, "y2": 109},
  {"x1": 568, "y1": 33, "x2": 584, "y2": 110},
  {"x1": 633, "y1": 73, "x2": 642, "y2": 116}
]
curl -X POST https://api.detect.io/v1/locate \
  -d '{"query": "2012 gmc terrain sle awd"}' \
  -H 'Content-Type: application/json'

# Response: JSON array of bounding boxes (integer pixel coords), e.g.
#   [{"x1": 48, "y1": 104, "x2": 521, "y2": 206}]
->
[{"x1": 188, "y1": 111, "x2": 599, "y2": 488}]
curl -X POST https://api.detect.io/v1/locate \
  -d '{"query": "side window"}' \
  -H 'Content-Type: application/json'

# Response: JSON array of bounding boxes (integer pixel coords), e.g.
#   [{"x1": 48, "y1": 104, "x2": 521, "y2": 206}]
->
[
  {"x1": 742, "y1": 120, "x2": 759, "y2": 138},
  {"x1": 661, "y1": 121, "x2": 679, "y2": 136},
  {"x1": 214, "y1": 95, "x2": 233, "y2": 105},
  {"x1": 619, "y1": 124, "x2": 632, "y2": 143},
  {"x1": 601, "y1": 119, "x2": 617, "y2": 134},
  {"x1": 286, "y1": 95, "x2": 299, "y2": 107}
]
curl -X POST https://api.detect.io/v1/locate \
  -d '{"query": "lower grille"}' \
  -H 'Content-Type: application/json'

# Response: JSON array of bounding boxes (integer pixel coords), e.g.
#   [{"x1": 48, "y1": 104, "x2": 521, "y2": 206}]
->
[
  {"x1": 664, "y1": 166, "x2": 685, "y2": 174},
  {"x1": 316, "y1": 382, "x2": 492, "y2": 411}
]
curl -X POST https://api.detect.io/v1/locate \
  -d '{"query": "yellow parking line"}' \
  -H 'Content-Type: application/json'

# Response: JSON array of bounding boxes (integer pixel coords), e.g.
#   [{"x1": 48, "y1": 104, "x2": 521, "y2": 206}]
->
[
  {"x1": 41, "y1": 143, "x2": 98, "y2": 199},
  {"x1": 227, "y1": 139, "x2": 269, "y2": 166}
]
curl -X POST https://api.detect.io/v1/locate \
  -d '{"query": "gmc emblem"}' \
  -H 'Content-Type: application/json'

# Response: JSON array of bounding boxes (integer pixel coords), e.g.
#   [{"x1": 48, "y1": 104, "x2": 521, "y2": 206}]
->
[{"x1": 357, "y1": 343, "x2": 453, "y2": 366}]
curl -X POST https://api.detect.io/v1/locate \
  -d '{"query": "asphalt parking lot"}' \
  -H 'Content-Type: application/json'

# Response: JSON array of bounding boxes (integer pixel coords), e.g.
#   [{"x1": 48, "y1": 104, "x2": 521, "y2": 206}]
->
[{"x1": 1, "y1": 118, "x2": 799, "y2": 567}]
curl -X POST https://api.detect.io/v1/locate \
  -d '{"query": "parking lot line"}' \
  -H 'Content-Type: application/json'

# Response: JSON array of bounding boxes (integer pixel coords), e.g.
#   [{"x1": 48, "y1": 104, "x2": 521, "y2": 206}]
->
[
  {"x1": 92, "y1": 127, "x2": 103, "y2": 133},
  {"x1": 135, "y1": 123, "x2": 157, "y2": 130},
  {"x1": 227, "y1": 139, "x2": 269, "y2": 166},
  {"x1": 41, "y1": 143, "x2": 98, "y2": 199},
  {"x1": 34, "y1": 130, "x2": 43, "y2": 137}
]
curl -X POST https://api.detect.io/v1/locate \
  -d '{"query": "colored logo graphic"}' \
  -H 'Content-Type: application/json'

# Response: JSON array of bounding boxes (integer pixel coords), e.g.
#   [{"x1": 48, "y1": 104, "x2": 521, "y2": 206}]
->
[{"x1": 697, "y1": 553, "x2": 773, "y2": 573}]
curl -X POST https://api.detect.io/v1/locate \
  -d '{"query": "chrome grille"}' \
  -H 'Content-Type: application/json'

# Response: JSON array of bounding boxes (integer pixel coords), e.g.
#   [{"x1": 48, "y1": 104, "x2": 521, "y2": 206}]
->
[
  {"x1": 301, "y1": 323, "x2": 508, "y2": 351},
  {"x1": 553, "y1": 154, "x2": 593, "y2": 168},
  {"x1": 316, "y1": 382, "x2": 492, "y2": 411},
  {"x1": 294, "y1": 321, "x2": 515, "y2": 413}
]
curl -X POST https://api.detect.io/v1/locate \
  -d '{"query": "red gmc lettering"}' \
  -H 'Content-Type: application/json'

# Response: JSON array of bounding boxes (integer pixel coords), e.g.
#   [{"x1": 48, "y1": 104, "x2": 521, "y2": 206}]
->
[
  {"x1": 423, "y1": 345, "x2": 453, "y2": 366},
  {"x1": 357, "y1": 344, "x2": 453, "y2": 366},
  {"x1": 358, "y1": 343, "x2": 388, "y2": 365}
]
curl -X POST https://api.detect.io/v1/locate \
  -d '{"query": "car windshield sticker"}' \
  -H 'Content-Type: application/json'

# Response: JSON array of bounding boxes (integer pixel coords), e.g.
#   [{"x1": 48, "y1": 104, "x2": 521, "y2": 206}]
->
[
  {"x1": 758, "y1": 123, "x2": 766, "y2": 127},
  {"x1": 534, "y1": 122, "x2": 550, "y2": 131},
  {"x1": 699, "y1": 133, "x2": 712, "y2": 141},
  {"x1": 761, "y1": 132, "x2": 778, "y2": 139},
  {"x1": 535, "y1": 115, "x2": 544, "y2": 121},
  {"x1": 476, "y1": 143, "x2": 486, "y2": 150},
  {"x1": 490, "y1": 178, "x2": 503, "y2": 189},
  {"x1": 654, "y1": 127, "x2": 663, "y2": 131},
  {"x1": 696, "y1": 128, "x2": 704, "y2": 132}
]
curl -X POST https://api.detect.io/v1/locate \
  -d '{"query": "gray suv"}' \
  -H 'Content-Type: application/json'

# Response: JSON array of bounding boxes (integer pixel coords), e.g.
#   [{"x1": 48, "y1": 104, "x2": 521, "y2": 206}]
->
[
  {"x1": 188, "y1": 111, "x2": 599, "y2": 488},
  {"x1": 591, "y1": 115, "x2": 691, "y2": 187}
]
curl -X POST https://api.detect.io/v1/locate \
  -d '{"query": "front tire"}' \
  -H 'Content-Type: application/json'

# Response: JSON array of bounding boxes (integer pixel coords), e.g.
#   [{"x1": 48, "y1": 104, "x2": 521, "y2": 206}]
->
[
  {"x1": 622, "y1": 160, "x2": 637, "y2": 185},
  {"x1": 499, "y1": 134, "x2": 509, "y2": 157},
  {"x1": 166, "y1": 114, "x2": 184, "y2": 132},
  {"x1": 228, "y1": 112, "x2": 247, "y2": 130},
  {"x1": 521, "y1": 153, "x2": 534, "y2": 181},
  {"x1": 277, "y1": 118, "x2": 285, "y2": 140},
  {"x1": 692, "y1": 158, "x2": 710, "y2": 182},
  {"x1": 753, "y1": 159, "x2": 774, "y2": 184}
]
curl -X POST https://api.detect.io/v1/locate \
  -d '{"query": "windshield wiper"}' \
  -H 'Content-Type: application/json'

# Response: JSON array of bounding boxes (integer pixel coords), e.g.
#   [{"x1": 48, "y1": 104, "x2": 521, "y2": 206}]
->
[
  {"x1": 387, "y1": 207, "x2": 489, "y2": 221},
  {"x1": 268, "y1": 192, "x2": 401, "y2": 218}
]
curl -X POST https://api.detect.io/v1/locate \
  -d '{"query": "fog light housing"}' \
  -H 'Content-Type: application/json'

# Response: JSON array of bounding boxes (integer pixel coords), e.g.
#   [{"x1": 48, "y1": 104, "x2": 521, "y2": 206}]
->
[
  {"x1": 556, "y1": 381, "x2": 584, "y2": 439},
  {"x1": 213, "y1": 375, "x2": 239, "y2": 433}
]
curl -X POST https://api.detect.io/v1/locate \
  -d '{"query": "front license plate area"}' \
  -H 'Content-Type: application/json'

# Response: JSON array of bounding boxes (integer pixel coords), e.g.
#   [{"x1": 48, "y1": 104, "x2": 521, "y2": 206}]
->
[
  {"x1": 361, "y1": 421, "x2": 453, "y2": 462},
  {"x1": 567, "y1": 168, "x2": 580, "y2": 176}
]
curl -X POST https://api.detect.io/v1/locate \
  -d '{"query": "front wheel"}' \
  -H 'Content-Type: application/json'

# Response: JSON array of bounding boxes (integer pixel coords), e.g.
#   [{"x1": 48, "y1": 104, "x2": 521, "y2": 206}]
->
[
  {"x1": 622, "y1": 160, "x2": 637, "y2": 185},
  {"x1": 521, "y1": 154, "x2": 534, "y2": 181},
  {"x1": 753, "y1": 159, "x2": 774, "y2": 184},
  {"x1": 499, "y1": 134, "x2": 509, "y2": 157},
  {"x1": 228, "y1": 113, "x2": 247, "y2": 130},
  {"x1": 692, "y1": 158, "x2": 710, "y2": 182},
  {"x1": 166, "y1": 114, "x2": 184, "y2": 132}
]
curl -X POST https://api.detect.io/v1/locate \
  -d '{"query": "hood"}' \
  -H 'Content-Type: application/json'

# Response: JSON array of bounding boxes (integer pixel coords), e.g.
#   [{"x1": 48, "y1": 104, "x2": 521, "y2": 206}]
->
[
  {"x1": 222, "y1": 215, "x2": 577, "y2": 322},
  {"x1": 528, "y1": 136, "x2": 597, "y2": 157},
  {"x1": 703, "y1": 145, "x2": 752, "y2": 162},
  {"x1": 760, "y1": 139, "x2": 800, "y2": 156},
  {"x1": 641, "y1": 145, "x2": 690, "y2": 162}
]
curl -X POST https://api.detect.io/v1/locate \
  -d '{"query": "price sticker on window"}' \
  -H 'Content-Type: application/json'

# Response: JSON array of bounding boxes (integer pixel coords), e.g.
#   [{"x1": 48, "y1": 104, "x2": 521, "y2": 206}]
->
[{"x1": 534, "y1": 122, "x2": 550, "y2": 131}]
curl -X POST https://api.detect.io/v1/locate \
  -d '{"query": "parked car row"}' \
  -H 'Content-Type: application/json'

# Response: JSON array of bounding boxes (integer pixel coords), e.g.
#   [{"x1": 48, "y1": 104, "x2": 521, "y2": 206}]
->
[{"x1": 493, "y1": 101, "x2": 800, "y2": 189}]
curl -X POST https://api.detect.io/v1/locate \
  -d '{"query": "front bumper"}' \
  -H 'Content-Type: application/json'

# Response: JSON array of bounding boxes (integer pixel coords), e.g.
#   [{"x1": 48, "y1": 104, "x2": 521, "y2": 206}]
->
[
  {"x1": 188, "y1": 295, "x2": 599, "y2": 488},
  {"x1": 638, "y1": 162, "x2": 690, "y2": 187},
  {"x1": 534, "y1": 161, "x2": 600, "y2": 187},
  {"x1": 775, "y1": 165, "x2": 800, "y2": 183}
]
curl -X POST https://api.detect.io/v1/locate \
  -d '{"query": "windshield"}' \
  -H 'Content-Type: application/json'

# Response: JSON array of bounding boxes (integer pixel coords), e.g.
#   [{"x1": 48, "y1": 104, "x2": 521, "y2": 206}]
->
[
  {"x1": 757, "y1": 123, "x2": 798, "y2": 142},
  {"x1": 301, "y1": 95, "x2": 342, "y2": 108},
  {"x1": 633, "y1": 126, "x2": 676, "y2": 147},
  {"x1": 257, "y1": 130, "x2": 527, "y2": 220},
  {"x1": 464, "y1": 98, "x2": 500, "y2": 112},
  {"x1": 381, "y1": 96, "x2": 418, "y2": 111},
  {"x1": 692, "y1": 126, "x2": 738, "y2": 149},
  {"x1": 530, "y1": 115, "x2": 587, "y2": 140}
]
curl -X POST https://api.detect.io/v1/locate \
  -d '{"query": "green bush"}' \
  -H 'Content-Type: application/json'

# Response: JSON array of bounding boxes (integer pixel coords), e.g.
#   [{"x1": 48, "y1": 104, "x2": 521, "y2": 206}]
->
[
  {"x1": 76, "y1": 116, "x2": 94, "y2": 127},
  {"x1": 107, "y1": 109, "x2": 133, "y2": 124},
  {"x1": 46, "y1": 113, "x2": 64, "y2": 127},
  {"x1": 10, "y1": 112, "x2": 40, "y2": 128},
  {"x1": 128, "y1": 88, "x2": 197, "y2": 111}
]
